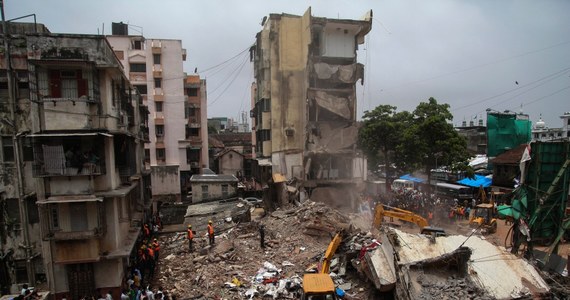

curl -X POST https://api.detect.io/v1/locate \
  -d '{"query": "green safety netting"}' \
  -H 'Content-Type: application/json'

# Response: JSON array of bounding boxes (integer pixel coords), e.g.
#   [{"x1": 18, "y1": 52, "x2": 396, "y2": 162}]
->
[{"x1": 486, "y1": 113, "x2": 531, "y2": 158}]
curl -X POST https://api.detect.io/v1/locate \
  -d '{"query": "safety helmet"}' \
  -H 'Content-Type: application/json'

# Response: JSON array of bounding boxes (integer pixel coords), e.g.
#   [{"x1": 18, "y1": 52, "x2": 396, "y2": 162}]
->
[
  {"x1": 154, "y1": 238, "x2": 157, "y2": 241},
  {"x1": 208, "y1": 220, "x2": 213, "y2": 224},
  {"x1": 188, "y1": 224, "x2": 192, "y2": 228}
]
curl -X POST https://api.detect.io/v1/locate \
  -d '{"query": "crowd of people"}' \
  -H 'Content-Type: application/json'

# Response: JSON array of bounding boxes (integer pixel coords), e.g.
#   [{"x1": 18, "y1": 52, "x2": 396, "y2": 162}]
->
[{"x1": 374, "y1": 187, "x2": 484, "y2": 226}]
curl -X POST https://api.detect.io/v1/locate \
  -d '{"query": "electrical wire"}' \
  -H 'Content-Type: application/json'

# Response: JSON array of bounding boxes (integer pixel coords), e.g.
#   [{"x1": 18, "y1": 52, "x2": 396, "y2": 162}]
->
[
  {"x1": 199, "y1": 46, "x2": 251, "y2": 74},
  {"x1": 208, "y1": 54, "x2": 249, "y2": 95},
  {"x1": 208, "y1": 55, "x2": 250, "y2": 107},
  {"x1": 486, "y1": 70, "x2": 570, "y2": 111},
  {"x1": 516, "y1": 84, "x2": 570, "y2": 108},
  {"x1": 395, "y1": 39, "x2": 570, "y2": 88},
  {"x1": 451, "y1": 66, "x2": 570, "y2": 112}
]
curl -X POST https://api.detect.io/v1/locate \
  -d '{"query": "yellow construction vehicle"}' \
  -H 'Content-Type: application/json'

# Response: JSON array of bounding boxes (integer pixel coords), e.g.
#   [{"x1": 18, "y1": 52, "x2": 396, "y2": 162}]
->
[
  {"x1": 373, "y1": 204, "x2": 446, "y2": 236},
  {"x1": 469, "y1": 203, "x2": 497, "y2": 234},
  {"x1": 301, "y1": 232, "x2": 342, "y2": 300}
]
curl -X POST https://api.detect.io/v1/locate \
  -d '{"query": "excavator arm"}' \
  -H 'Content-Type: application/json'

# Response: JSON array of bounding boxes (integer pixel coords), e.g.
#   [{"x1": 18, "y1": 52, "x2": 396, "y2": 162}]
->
[
  {"x1": 374, "y1": 204, "x2": 429, "y2": 229},
  {"x1": 321, "y1": 232, "x2": 342, "y2": 274}
]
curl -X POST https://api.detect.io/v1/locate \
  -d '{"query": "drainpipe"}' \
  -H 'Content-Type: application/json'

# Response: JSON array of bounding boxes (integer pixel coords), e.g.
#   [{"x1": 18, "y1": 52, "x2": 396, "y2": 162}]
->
[{"x1": 1, "y1": 1, "x2": 35, "y2": 285}]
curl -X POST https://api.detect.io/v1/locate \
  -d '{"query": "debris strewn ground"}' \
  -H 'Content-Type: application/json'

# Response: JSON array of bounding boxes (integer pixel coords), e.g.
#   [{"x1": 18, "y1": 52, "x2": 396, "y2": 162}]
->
[
  {"x1": 153, "y1": 199, "x2": 569, "y2": 299},
  {"x1": 154, "y1": 201, "x2": 379, "y2": 299}
]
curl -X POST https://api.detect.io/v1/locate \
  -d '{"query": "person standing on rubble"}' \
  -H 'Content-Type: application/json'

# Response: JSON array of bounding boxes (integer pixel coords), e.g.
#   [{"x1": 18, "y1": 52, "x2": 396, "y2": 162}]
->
[
  {"x1": 207, "y1": 220, "x2": 215, "y2": 245},
  {"x1": 259, "y1": 224, "x2": 265, "y2": 249},
  {"x1": 152, "y1": 238, "x2": 160, "y2": 263},
  {"x1": 187, "y1": 225, "x2": 194, "y2": 252}
]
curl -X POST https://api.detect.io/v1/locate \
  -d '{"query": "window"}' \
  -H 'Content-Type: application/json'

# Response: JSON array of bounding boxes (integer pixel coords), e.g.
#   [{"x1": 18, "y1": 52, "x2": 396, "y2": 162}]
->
[
  {"x1": 187, "y1": 88, "x2": 198, "y2": 97},
  {"x1": 154, "y1": 78, "x2": 162, "y2": 88},
  {"x1": 262, "y1": 98, "x2": 271, "y2": 112},
  {"x1": 185, "y1": 127, "x2": 199, "y2": 138},
  {"x1": 153, "y1": 54, "x2": 161, "y2": 64},
  {"x1": 2, "y1": 136, "x2": 14, "y2": 162},
  {"x1": 50, "y1": 206, "x2": 59, "y2": 229},
  {"x1": 185, "y1": 105, "x2": 196, "y2": 118},
  {"x1": 144, "y1": 149, "x2": 150, "y2": 162},
  {"x1": 130, "y1": 63, "x2": 146, "y2": 73},
  {"x1": 47, "y1": 69, "x2": 88, "y2": 98},
  {"x1": 27, "y1": 197, "x2": 39, "y2": 224},
  {"x1": 155, "y1": 125, "x2": 164, "y2": 136},
  {"x1": 156, "y1": 148, "x2": 165, "y2": 160},
  {"x1": 14, "y1": 260, "x2": 28, "y2": 283},
  {"x1": 155, "y1": 102, "x2": 163, "y2": 112},
  {"x1": 69, "y1": 202, "x2": 88, "y2": 231},
  {"x1": 201, "y1": 185, "x2": 208, "y2": 199},
  {"x1": 134, "y1": 84, "x2": 147, "y2": 95},
  {"x1": 114, "y1": 50, "x2": 124, "y2": 60},
  {"x1": 133, "y1": 40, "x2": 143, "y2": 50},
  {"x1": 0, "y1": 81, "x2": 8, "y2": 102},
  {"x1": 222, "y1": 184, "x2": 229, "y2": 197}
]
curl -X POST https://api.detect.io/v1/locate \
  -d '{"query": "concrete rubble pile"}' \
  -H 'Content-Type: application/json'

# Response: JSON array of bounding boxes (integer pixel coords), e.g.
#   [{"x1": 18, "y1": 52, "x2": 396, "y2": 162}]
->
[{"x1": 154, "y1": 200, "x2": 379, "y2": 299}]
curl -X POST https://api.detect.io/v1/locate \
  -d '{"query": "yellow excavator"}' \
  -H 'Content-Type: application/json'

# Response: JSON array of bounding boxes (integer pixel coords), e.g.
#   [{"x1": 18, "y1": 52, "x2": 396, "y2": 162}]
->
[
  {"x1": 469, "y1": 186, "x2": 498, "y2": 234},
  {"x1": 301, "y1": 232, "x2": 342, "y2": 300},
  {"x1": 373, "y1": 204, "x2": 446, "y2": 237}
]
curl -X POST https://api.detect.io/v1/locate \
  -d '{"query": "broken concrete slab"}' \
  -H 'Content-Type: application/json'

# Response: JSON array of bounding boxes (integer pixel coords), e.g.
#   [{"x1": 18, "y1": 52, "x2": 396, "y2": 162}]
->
[{"x1": 392, "y1": 228, "x2": 550, "y2": 299}]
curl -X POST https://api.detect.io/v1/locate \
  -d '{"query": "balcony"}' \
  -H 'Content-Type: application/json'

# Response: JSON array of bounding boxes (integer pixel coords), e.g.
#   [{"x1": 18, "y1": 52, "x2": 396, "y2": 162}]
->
[
  {"x1": 153, "y1": 69, "x2": 162, "y2": 78},
  {"x1": 30, "y1": 133, "x2": 108, "y2": 177},
  {"x1": 39, "y1": 195, "x2": 106, "y2": 241},
  {"x1": 129, "y1": 72, "x2": 147, "y2": 82}
]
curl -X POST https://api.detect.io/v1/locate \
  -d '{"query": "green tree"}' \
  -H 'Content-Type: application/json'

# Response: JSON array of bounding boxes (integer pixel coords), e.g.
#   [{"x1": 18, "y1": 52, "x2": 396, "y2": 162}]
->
[
  {"x1": 358, "y1": 105, "x2": 412, "y2": 179},
  {"x1": 208, "y1": 125, "x2": 218, "y2": 135},
  {"x1": 397, "y1": 97, "x2": 470, "y2": 182}
]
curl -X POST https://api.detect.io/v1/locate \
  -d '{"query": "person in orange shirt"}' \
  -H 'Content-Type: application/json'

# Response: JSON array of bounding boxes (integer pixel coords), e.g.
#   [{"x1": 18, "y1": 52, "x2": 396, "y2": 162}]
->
[
  {"x1": 152, "y1": 238, "x2": 160, "y2": 262},
  {"x1": 207, "y1": 220, "x2": 215, "y2": 245},
  {"x1": 187, "y1": 224, "x2": 194, "y2": 252},
  {"x1": 147, "y1": 244, "x2": 155, "y2": 278}
]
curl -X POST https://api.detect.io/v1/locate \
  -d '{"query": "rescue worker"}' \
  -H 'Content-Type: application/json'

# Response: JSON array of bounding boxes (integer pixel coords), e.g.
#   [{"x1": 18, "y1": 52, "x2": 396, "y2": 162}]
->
[
  {"x1": 143, "y1": 224, "x2": 150, "y2": 238},
  {"x1": 207, "y1": 220, "x2": 215, "y2": 245},
  {"x1": 152, "y1": 238, "x2": 160, "y2": 263},
  {"x1": 187, "y1": 224, "x2": 194, "y2": 252},
  {"x1": 146, "y1": 243, "x2": 155, "y2": 279}
]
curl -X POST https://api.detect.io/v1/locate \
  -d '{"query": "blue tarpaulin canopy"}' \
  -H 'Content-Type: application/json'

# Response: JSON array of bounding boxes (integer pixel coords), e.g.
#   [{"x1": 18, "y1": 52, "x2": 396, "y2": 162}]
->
[
  {"x1": 399, "y1": 174, "x2": 425, "y2": 183},
  {"x1": 456, "y1": 175, "x2": 492, "y2": 188}
]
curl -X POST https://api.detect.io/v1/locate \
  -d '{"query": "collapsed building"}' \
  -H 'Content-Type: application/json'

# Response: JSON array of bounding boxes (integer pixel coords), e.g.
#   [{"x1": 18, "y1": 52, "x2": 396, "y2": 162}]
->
[{"x1": 250, "y1": 8, "x2": 372, "y2": 208}]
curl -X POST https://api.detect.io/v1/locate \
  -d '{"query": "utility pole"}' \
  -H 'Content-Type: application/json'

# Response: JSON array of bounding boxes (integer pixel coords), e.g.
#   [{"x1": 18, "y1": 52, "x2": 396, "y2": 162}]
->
[{"x1": 1, "y1": 0, "x2": 35, "y2": 286}]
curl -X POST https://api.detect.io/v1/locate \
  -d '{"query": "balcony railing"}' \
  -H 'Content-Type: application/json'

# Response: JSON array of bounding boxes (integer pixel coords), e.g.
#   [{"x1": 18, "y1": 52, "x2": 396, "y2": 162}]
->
[{"x1": 32, "y1": 143, "x2": 106, "y2": 177}]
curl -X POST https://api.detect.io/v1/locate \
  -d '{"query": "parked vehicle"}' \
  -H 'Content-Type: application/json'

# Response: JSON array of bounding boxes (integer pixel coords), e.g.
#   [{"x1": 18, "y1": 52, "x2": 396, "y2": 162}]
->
[
  {"x1": 391, "y1": 179, "x2": 415, "y2": 192},
  {"x1": 244, "y1": 197, "x2": 263, "y2": 208}
]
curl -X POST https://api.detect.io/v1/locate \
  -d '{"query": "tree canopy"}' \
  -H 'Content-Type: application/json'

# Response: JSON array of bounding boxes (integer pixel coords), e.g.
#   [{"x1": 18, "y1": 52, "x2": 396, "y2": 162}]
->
[{"x1": 358, "y1": 98, "x2": 470, "y2": 179}]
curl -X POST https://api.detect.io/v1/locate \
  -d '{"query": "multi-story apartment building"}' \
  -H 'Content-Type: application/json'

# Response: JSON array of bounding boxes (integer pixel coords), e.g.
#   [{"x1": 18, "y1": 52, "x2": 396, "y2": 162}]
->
[
  {"x1": 250, "y1": 8, "x2": 371, "y2": 196},
  {"x1": 107, "y1": 23, "x2": 208, "y2": 203},
  {"x1": 181, "y1": 74, "x2": 208, "y2": 196},
  {"x1": 1, "y1": 23, "x2": 151, "y2": 298}
]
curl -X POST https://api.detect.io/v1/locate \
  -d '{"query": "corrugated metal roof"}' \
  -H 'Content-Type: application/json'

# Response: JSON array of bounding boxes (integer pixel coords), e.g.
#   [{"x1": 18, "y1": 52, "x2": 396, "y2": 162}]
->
[{"x1": 190, "y1": 174, "x2": 238, "y2": 182}]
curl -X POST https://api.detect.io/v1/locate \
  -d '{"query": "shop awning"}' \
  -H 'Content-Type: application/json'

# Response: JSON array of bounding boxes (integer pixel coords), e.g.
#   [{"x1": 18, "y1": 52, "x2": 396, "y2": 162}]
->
[
  {"x1": 456, "y1": 175, "x2": 492, "y2": 188},
  {"x1": 27, "y1": 132, "x2": 112, "y2": 138},
  {"x1": 38, "y1": 195, "x2": 103, "y2": 204},
  {"x1": 257, "y1": 158, "x2": 272, "y2": 166},
  {"x1": 399, "y1": 174, "x2": 425, "y2": 183}
]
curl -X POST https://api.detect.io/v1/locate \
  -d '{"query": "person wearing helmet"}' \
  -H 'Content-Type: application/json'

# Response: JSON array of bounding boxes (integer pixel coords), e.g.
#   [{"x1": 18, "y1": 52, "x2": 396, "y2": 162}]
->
[
  {"x1": 187, "y1": 224, "x2": 194, "y2": 252},
  {"x1": 207, "y1": 220, "x2": 215, "y2": 245}
]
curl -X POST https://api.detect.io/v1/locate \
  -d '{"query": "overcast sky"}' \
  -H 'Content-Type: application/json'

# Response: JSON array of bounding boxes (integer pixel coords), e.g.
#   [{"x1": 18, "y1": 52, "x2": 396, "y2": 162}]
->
[{"x1": 10, "y1": 0, "x2": 570, "y2": 128}]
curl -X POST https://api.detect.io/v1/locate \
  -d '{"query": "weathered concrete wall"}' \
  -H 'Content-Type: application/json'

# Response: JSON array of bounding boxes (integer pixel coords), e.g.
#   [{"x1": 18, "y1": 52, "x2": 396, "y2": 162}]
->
[
  {"x1": 159, "y1": 203, "x2": 188, "y2": 225},
  {"x1": 269, "y1": 14, "x2": 308, "y2": 156},
  {"x1": 190, "y1": 182, "x2": 237, "y2": 203},
  {"x1": 150, "y1": 165, "x2": 180, "y2": 199},
  {"x1": 27, "y1": 35, "x2": 120, "y2": 68},
  {"x1": 218, "y1": 152, "x2": 243, "y2": 176}
]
